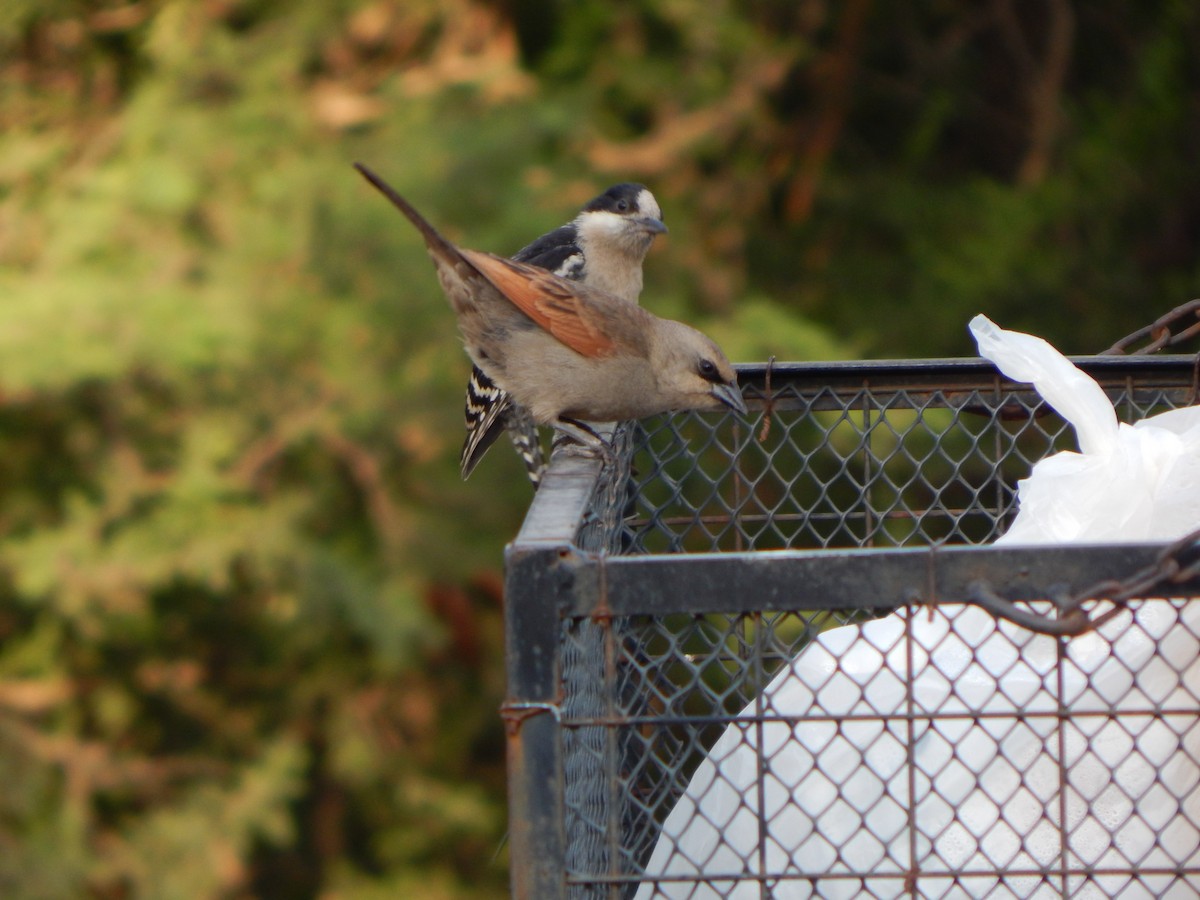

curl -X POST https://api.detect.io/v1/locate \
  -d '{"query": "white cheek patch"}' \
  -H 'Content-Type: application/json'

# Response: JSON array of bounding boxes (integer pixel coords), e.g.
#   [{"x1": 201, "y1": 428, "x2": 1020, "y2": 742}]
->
[
  {"x1": 578, "y1": 211, "x2": 630, "y2": 242},
  {"x1": 636, "y1": 188, "x2": 663, "y2": 222}
]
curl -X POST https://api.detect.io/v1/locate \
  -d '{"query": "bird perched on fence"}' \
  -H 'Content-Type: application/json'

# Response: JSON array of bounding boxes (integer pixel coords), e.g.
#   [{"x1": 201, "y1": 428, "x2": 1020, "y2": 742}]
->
[
  {"x1": 462, "y1": 183, "x2": 668, "y2": 487},
  {"x1": 354, "y1": 163, "x2": 746, "y2": 463}
]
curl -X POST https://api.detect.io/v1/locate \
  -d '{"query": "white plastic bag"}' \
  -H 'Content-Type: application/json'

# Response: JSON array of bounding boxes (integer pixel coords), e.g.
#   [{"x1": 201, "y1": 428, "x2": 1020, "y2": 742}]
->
[
  {"x1": 635, "y1": 600, "x2": 1200, "y2": 899},
  {"x1": 970, "y1": 313, "x2": 1200, "y2": 544}
]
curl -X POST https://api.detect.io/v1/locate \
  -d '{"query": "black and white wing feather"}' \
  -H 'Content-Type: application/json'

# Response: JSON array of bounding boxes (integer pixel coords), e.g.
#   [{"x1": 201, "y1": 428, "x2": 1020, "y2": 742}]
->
[
  {"x1": 458, "y1": 226, "x2": 585, "y2": 486},
  {"x1": 512, "y1": 225, "x2": 587, "y2": 280}
]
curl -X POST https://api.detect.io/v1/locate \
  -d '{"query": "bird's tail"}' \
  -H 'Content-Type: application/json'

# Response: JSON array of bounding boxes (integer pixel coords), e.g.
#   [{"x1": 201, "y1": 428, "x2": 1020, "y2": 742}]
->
[
  {"x1": 354, "y1": 163, "x2": 464, "y2": 265},
  {"x1": 503, "y1": 405, "x2": 547, "y2": 489},
  {"x1": 460, "y1": 366, "x2": 510, "y2": 480},
  {"x1": 460, "y1": 366, "x2": 545, "y2": 488}
]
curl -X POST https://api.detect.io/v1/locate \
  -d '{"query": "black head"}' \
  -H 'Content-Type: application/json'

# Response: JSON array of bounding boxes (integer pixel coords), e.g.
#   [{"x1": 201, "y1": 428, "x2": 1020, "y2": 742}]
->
[
  {"x1": 578, "y1": 184, "x2": 667, "y2": 240},
  {"x1": 584, "y1": 184, "x2": 664, "y2": 222}
]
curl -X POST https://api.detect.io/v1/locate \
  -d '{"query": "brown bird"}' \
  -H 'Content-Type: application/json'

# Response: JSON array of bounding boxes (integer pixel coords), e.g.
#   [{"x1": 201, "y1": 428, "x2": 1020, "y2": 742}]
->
[
  {"x1": 461, "y1": 182, "x2": 667, "y2": 487},
  {"x1": 354, "y1": 163, "x2": 747, "y2": 456}
]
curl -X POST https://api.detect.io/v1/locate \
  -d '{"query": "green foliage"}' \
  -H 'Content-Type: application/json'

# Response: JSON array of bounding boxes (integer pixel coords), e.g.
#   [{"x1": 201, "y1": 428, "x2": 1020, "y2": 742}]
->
[{"x1": 1, "y1": 0, "x2": 1199, "y2": 896}]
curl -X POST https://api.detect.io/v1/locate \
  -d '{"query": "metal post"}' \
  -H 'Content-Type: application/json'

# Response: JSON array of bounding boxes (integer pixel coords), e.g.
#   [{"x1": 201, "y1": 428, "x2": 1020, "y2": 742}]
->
[{"x1": 504, "y1": 545, "x2": 569, "y2": 900}]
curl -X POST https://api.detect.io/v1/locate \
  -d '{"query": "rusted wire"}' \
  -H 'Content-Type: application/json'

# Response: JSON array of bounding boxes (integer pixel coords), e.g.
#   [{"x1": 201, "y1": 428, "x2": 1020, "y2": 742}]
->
[
  {"x1": 968, "y1": 525, "x2": 1200, "y2": 637},
  {"x1": 966, "y1": 581, "x2": 1091, "y2": 636},
  {"x1": 1102, "y1": 298, "x2": 1200, "y2": 355},
  {"x1": 756, "y1": 355, "x2": 776, "y2": 442}
]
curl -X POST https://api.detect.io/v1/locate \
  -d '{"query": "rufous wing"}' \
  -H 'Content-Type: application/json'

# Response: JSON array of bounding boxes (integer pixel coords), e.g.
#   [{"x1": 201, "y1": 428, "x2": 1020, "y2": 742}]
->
[{"x1": 462, "y1": 249, "x2": 618, "y2": 358}]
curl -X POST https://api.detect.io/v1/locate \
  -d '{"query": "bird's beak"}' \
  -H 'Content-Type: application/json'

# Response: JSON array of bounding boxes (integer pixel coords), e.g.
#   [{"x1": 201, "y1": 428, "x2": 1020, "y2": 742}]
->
[
  {"x1": 711, "y1": 381, "x2": 748, "y2": 415},
  {"x1": 638, "y1": 216, "x2": 668, "y2": 235}
]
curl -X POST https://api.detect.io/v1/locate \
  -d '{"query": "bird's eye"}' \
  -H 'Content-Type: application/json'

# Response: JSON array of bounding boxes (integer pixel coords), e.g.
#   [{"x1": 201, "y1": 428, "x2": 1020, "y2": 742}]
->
[
  {"x1": 616, "y1": 199, "x2": 630, "y2": 212},
  {"x1": 697, "y1": 359, "x2": 720, "y2": 382}
]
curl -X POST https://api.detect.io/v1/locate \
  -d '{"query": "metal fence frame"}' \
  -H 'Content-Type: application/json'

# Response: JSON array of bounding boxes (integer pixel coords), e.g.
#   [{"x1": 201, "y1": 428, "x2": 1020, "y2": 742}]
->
[{"x1": 502, "y1": 356, "x2": 1200, "y2": 899}]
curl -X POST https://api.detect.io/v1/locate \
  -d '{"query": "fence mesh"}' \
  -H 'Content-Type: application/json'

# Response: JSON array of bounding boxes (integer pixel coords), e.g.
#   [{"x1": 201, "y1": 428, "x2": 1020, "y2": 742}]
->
[{"x1": 517, "y1": 359, "x2": 1200, "y2": 899}]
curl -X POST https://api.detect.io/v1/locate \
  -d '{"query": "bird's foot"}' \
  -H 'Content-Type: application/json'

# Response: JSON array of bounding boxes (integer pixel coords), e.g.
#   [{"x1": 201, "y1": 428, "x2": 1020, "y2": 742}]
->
[{"x1": 552, "y1": 418, "x2": 616, "y2": 467}]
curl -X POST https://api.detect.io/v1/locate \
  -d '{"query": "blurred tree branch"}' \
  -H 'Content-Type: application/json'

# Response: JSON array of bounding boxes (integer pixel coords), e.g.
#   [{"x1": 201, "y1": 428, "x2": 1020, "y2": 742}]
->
[{"x1": 992, "y1": 0, "x2": 1075, "y2": 186}]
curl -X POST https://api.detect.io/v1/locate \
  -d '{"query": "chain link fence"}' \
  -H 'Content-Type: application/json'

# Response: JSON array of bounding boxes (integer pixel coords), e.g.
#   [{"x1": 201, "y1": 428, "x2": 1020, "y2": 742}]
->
[{"x1": 503, "y1": 353, "x2": 1200, "y2": 899}]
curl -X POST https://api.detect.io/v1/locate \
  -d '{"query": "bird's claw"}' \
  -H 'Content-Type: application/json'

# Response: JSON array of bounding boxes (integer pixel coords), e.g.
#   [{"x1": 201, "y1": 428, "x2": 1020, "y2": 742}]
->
[{"x1": 554, "y1": 436, "x2": 616, "y2": 468}]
